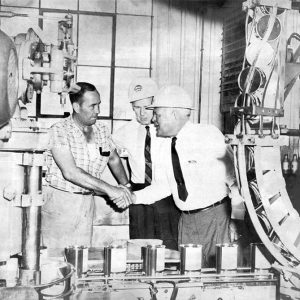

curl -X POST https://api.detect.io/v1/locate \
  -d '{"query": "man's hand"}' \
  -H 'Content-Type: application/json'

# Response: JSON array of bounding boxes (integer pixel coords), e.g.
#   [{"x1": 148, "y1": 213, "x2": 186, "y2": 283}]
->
[
  {"x1": 112, "y1": 186, "x2": 136, "y2": 209},
  {"x1": 228, "y1": 183, "x2": 246, "y2": 220},
  {"x1": 229, "y1": 219, "x2": 239, "y2": 242},
  {"x1": 229, "y1": 219, "x2": 245, "y2": 243},
  {"x1": 108, "y1": 185, "x2": 133, "y2": 209}
]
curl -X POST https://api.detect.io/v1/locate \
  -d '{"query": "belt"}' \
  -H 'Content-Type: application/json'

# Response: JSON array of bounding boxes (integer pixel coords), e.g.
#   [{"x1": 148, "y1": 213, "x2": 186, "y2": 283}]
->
[
  {"x1": 73, "y1": 191, "x2": 94, "y2": 195},
  {"x1": 50, "y1": 186, "x2": 93, "y2": 195},
  {"x1": 182, "y1": 197, "x2": 229, "y2": 214}
]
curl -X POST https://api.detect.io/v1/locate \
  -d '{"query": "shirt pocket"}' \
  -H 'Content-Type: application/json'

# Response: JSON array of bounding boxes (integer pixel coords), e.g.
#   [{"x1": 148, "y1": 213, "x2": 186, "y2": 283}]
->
[
  {"x1": 183, "y1": 158, "x2": 202, "y2": 187},
  {"x1": 98, "y1": 138, "x2": 112, "y2": 156},
  {"x1": 99, "y1": 147, "x2": 111, "y2": 157}
]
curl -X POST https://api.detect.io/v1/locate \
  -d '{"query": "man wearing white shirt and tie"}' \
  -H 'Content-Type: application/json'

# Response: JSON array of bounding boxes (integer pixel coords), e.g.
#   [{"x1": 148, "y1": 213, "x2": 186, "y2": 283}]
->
[
  {"x1": 114, "y1": 85, "x2": 244, "y2": 267},
  {"x1": 113, "y1": 78, "x2": 180, "y2": 250}
]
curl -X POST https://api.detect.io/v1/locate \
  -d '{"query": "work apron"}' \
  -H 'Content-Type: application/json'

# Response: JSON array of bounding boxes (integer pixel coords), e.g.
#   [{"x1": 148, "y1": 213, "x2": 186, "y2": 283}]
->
[{"x1": 41, "y1": 186, "x2": 95, "y2": 254}]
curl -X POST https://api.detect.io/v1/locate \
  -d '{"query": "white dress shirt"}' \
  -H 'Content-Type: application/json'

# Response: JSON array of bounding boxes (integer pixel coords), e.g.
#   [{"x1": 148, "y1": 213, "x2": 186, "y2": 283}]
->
[
  {"x1": 134, "y1": 121, "x2": 237, "y2": 211},
  {"x1": 113, "y1": 120, "x2": 165, "y2": 184}
]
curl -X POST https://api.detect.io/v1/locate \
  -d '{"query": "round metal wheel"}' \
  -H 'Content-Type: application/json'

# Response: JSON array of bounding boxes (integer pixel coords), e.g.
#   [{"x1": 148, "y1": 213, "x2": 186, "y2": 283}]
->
[{"x1": 0, "y1": 30, "x2": 18, "y2": 128}]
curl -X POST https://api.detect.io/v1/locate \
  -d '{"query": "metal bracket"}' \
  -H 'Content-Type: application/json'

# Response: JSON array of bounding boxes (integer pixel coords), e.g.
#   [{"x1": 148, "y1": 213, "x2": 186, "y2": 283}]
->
[
  {"x1": 16, "y1": 152, "x2": 45, "y2": 166},
  {"x1": 242, "y1": 0, "x2": 292, "y2": 10},
  {"x1": 12, "y1": 193, "x2": 44, "y2": 207},
  {"x1": 225, "y1": 134, "x2": 289, "y2": 146},
  {"x1": 231, "y1": 106, "x2": 284, "y2": 117}
]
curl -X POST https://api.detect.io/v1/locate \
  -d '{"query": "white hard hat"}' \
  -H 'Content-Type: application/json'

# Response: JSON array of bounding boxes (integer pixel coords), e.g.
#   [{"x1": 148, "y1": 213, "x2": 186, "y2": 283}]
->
[
  {"x1": 128, "y1": 77, "x2": 158, "y2": 102},
  {"x1": 147, "y1": 85, "x2": 194, "y2": 109}
]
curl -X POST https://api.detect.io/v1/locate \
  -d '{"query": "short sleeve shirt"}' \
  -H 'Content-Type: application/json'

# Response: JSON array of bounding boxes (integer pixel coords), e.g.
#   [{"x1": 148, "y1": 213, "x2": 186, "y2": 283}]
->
[{"x1": 46, "y1": 116, "x2": 116, "y2": 193}]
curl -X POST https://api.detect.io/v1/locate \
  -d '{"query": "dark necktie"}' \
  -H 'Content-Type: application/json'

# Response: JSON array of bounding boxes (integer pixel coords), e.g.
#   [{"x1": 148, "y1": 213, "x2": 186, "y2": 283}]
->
[
  {"x1": 171, "y1": 137, "x2": 188, "y2": 201},
  {"x1": 144, "y1": 126, "x2": 152, "y2": 185}
]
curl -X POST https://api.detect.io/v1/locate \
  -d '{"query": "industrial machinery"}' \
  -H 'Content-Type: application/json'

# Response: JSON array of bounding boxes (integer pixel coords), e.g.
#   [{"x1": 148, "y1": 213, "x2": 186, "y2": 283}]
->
[
  {"x1": 0, "y1": 11, "x2": 76, "y2": 299},
  {"x1": 0, "y1": 0, "x2": 300, "y2": 299},
  {"x1": 73, "y1": 1, "x2": 300, "y2": 298},
  {"x1": 228, "y1": 0, "x2": 300, "y2": 299},
  {"x1": 62, "y1": 242, "x2": 278, "y2": 300}
]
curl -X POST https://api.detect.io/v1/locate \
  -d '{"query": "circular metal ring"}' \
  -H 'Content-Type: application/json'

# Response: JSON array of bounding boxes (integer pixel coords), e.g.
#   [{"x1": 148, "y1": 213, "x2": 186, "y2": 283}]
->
[
  {"x1": 0, "y1": 29, "x2": 18, "y2": 128},
  {"x1": 256, "y1": 15, "x2": 282, "y2": 41},
  {"x1": 238, "y1": 67, "x2": 266, "y2": 94},
  {"x1": 246, "y1": 40, "x2": 274, "y2": 68}
]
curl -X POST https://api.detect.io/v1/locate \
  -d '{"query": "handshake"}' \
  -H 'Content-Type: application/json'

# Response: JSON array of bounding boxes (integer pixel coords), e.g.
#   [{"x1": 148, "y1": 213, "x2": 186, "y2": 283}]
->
[{"x1": 109, "y1": 184, "x2": 136, "y2": 209}]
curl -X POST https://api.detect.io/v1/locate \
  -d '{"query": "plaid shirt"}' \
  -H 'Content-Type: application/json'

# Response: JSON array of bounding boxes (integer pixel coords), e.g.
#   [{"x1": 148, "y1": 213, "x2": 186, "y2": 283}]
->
[{"x1": 46, "y1": 116, "x2": 115, "y2": 193}]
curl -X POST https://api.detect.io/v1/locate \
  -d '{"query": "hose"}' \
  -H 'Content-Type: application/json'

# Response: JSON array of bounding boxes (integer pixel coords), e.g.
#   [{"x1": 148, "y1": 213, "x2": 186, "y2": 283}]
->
[
  {"x1": 33, "y1": 266, "x2": 75, "y2": 290},
  {"x1": 33, "y1": 263, "x2": 75, "y2": 300},
  {"x1": 156, "y1": 280, "x2": 178, "y2": 300},
  {"x1": 156, "y1": 279, "x2": 190, "y2": 300},
  {"x1": 39, "y1": 286, "x2": 74, "y2": 299}
]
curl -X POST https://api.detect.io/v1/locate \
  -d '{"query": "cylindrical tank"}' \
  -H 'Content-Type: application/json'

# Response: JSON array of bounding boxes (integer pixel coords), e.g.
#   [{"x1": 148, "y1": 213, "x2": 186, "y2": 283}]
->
[
  {"x1": 103, "y1": 245, "x2": 127, "y2": 276},
  {"x1": 142, "y1": 245, "x2": 165, "y2": 276},
  {"x1": 65, "y1": 245, "x2": 88, "y2": 278},
  {"x1": 179, "y1": 244, "x2": 202, "y2": 274},
  {"x1": 250, "y1": 243, "x2": 271, "y2": 272},
  {"x1": 216, "y1": 243, "x2": 238, "y2": 273}
]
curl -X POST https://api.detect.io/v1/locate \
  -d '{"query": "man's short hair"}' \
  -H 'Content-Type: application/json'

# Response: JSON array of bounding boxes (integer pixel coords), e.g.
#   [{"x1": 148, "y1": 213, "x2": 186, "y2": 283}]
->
[{"x1": 69, "y1": 82, "x2": 98, "y2": 104}]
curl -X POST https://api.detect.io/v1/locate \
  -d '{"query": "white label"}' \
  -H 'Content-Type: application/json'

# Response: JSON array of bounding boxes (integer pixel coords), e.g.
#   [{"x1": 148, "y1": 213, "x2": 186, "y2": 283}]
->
[
  {"x1": 185, "y1": 247, "x2": 202, "y2": 271},
  {"x1": 255, "y1": 248, "x2": 271, "y2": 269},
  {"x1": 82, "y1": 248, "x2": 88, "y2": 273},
  {"x1": 110, "y1": 248, "x2": 127, "y2": 273},
  {"x1": 156, "y1": 247, "x2": 165, "y2": 271},
  {"x1": 221, "y1": 246, "x2": 238, "y2": 270}
]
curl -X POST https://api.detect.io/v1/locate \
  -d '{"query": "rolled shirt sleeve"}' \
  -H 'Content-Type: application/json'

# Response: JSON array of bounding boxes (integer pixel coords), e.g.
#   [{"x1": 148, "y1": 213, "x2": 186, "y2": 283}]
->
[
  {"x1": 46, "y1": 117, "x2": 116, "y2": 193},
  {"x1": 48, "y1": 124, "x2": 69, "y2": 149}
]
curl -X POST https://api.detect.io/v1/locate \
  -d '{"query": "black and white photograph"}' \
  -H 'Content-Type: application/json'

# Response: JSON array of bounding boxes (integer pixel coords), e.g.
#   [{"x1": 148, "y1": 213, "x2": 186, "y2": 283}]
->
[{"x1": 0, "y1": 0, "x2": 299, "y2": 299}]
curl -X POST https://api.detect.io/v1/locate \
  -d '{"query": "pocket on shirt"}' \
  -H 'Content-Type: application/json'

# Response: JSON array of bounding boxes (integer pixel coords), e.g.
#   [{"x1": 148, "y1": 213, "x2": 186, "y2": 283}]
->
[
  {"x1": 99, "y1": 147, "x2": 111, "y2": 157},
  {"x1": 184, "y1": 158, "x2": 200, "y2": 171},
  {"x1": 184, "y1": 159, "x2": 200, "y2": 185},
  {"x1": 184, "y1": 159, "x2": 211, "y2": 187}
]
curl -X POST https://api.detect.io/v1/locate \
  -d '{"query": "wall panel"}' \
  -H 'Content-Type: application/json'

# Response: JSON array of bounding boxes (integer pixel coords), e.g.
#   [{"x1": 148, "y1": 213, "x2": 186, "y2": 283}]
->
[
  {"x1": 281, "y1": 9, "x2": 300, "y2": 157},
  {"x1": 152, "y1": 0, "x2": 223, "y2": 128}
]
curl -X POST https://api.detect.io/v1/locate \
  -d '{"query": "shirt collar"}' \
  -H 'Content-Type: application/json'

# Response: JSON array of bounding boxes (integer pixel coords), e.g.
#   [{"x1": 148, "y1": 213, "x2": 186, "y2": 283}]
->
[
  {"x1": 67, "y1": 115, "x2": 85, "y2": 138},
  {"x1": 135, "y1": 120, "x2": 154, "y2": 133},
  {"x1": 69, "y1": 115, "x2": 99, "y2": 136}
]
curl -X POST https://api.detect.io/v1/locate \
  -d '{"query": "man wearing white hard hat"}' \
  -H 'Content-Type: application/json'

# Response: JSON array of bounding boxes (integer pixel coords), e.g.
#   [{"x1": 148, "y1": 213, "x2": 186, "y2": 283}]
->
[
  {"x1": 114, "y1": 85, "x2": 244, "y2": 267},
  {"x1": 113, "y1": 78, "x2": 180, "y2": 249}
]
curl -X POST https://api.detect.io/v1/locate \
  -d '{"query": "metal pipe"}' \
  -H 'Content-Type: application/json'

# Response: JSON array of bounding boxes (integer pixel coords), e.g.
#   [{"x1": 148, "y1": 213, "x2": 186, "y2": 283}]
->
[
  {"x1": 280, "y1": 128, "x2": 300, "y2": 136},
  {"x1": 20, "y1": 165, "x2": 42, "y2": 285},
  {"x1": 28, "y1": 166, "x2": 42, "y2": 194},
  {"x1": 198, "y1": 9, "x2": 205, "y2": 123},
  {"x1": 21, "y1": 205, "x2": 41, "y2": 272}
]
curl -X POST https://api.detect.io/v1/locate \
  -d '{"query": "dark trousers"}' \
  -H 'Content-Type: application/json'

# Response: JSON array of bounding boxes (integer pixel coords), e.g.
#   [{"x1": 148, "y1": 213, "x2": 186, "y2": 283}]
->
[
  {"x1": 129, "y1": 183, "x2": 180, "y2": 250},
  {"x1": 178, "y1": 197, "x2": 231, "y2": 268}
]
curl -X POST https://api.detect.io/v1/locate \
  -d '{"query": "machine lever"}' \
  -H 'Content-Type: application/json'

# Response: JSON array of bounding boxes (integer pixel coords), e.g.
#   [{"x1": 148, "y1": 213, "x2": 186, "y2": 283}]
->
[{"x1": 156, "y1": 280, "x2": 189, "y2": 300}]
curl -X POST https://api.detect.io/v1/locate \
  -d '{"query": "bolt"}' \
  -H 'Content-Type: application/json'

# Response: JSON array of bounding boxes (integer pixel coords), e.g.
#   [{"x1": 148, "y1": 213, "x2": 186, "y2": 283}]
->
[
  {"x1": 224, "y1": 135, "x2": 231, "y2": 144},
  {"x1": 248, "y1": 137, "x2": 255, "y2": 143}
]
